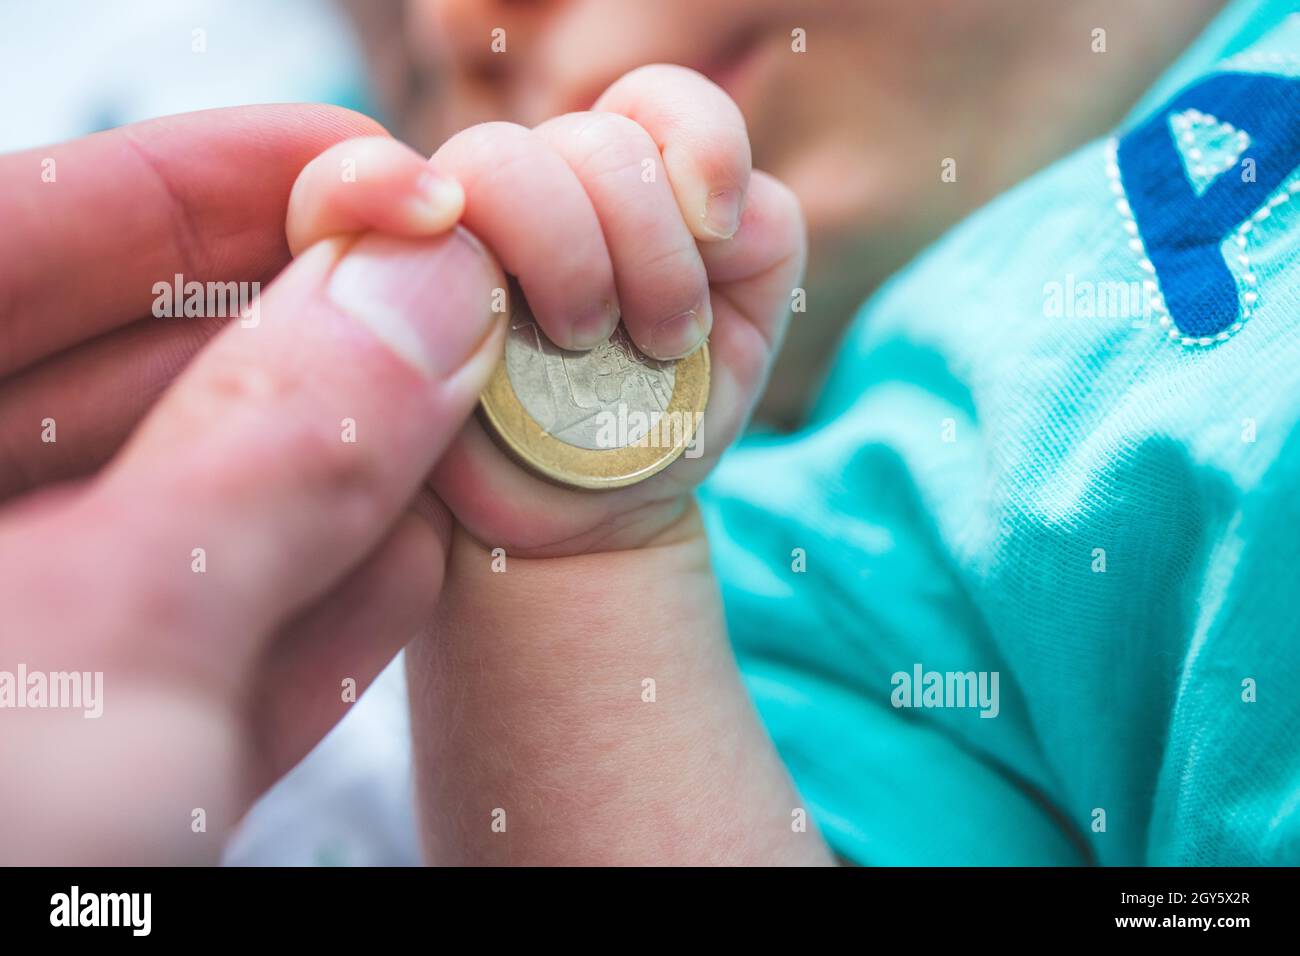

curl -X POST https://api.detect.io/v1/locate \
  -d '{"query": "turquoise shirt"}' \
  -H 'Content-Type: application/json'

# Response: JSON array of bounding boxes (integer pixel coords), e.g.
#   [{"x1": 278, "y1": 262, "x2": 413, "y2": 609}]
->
[{"x1": 700, "y1": 0, "x2": 1300, "y2": 865}]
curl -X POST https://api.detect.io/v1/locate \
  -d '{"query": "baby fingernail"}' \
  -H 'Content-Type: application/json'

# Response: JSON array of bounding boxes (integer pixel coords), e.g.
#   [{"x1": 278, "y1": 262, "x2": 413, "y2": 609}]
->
[
  {"x1": 702, "y1": 187, "x2": 742, "y2": 239},
  {"x1": 328, "y1": 231, "x2": 499, "y2": 379},
  {"x1": 570, "y1": 299, "x2": 620, "y2": 349},
  {"x1": 647, "y1": 307, "x2": 707, "y2": 360},
  {"x1": 404, "y1": 170, "x2": 465, "y2": 231}
]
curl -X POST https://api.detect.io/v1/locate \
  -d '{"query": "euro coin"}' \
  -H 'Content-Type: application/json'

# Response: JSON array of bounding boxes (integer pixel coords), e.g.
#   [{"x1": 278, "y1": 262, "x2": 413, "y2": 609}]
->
[{"x1": 478, "y1": 290, "x2": 710, "y2": 490}]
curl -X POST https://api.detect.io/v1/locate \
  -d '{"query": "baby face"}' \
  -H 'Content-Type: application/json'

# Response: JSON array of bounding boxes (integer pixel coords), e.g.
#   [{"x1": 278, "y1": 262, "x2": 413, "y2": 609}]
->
[
  {"x1": 342, "y1": 0, "x2": 1226, "y2": 421},
  {"x1": 349, "y1": 1, "x2": 901, "y2": 287}
]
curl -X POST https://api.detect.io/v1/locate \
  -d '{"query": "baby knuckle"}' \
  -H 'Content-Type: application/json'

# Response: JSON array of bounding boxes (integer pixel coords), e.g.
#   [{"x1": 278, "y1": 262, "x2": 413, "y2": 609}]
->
[
  {"x1": 447, "y1": 121, "x2": 532, "y2": 166},
  {"x1": 568, "y1": 119, "x2": 634, "y2": 167},
  {"x1": 696, "y1": 124, "x2": 752, "y2": 175},
  {"x1": 640, "y1": 241, "x2": 706, "y2": 288}
]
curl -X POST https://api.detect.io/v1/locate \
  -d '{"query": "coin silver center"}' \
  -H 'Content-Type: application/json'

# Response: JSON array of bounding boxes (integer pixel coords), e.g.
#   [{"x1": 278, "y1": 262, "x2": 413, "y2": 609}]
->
[{"x1": 504, "y1": 315, "x2": 676, "y2": 451}]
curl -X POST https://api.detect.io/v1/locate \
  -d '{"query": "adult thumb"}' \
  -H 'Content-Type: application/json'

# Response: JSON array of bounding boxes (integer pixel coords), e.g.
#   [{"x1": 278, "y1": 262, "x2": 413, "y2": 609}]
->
[{"x1": 77, "y1": 228, "x2": 505, "y2": 654}]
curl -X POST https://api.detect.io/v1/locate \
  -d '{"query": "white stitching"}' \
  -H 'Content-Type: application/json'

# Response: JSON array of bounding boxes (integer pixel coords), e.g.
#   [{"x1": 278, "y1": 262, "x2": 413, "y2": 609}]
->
[
  {"x1": 1105, "y1": 136, "x2": 1259, "y2": 348},
  {"x1": 1169, "y1": 108, "x2": 1251, "y2": 181}
]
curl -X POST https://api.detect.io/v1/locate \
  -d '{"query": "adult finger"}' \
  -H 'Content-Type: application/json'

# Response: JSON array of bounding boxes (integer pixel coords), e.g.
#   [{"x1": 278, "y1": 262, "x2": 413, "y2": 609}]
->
[
  {"x1": 0, "y1": 104, "x2": 386, "y2": 377},
  {"x1": 59, "y1": 228, "x2": 505, "y2": 678},
  {"x1": 249, "y1": 495, "x2": 450, "y2": 786},
  {"x1": 0, "y1": 314, "x2": 226, "y2": 502}
]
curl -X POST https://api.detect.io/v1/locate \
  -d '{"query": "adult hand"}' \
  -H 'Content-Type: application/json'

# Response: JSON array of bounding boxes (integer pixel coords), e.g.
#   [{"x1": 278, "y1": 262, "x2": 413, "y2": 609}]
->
[{"x1": 0, "y1": 106, "x2": 505, "y2": 863}]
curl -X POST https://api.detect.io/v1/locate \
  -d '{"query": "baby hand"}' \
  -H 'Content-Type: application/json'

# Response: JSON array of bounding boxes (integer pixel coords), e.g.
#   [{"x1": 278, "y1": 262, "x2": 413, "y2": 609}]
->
[{"x1": 287, "y1": 64, "x2": 805, "y2": 555}]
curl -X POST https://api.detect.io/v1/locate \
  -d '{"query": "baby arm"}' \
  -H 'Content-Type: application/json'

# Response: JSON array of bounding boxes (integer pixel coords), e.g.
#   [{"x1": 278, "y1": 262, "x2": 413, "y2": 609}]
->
[{"x1": 409, "y1": 506, "x2": 832, "y2": 865}]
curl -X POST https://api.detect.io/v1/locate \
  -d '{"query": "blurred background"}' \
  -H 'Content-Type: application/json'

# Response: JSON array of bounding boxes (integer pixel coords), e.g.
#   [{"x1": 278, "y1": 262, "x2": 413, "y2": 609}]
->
[{"x1": 0, "y1": 0, "x2": 369, "y2": 152}]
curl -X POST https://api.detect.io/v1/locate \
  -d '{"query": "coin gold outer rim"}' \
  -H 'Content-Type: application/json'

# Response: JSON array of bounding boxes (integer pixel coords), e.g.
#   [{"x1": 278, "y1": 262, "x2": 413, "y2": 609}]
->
[{"x1": 478, "y1": 342, "x2": 710, "y2": 491}]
